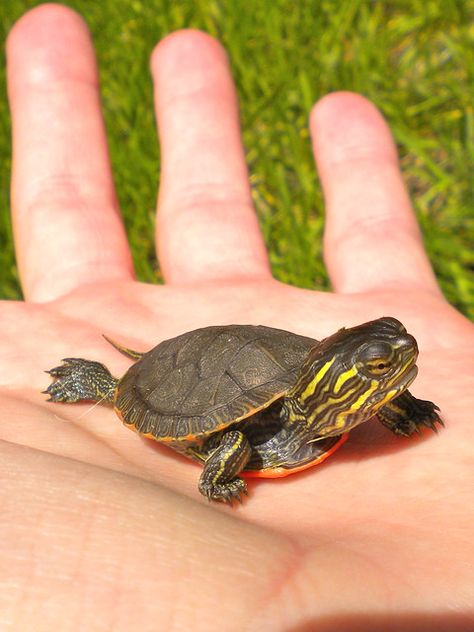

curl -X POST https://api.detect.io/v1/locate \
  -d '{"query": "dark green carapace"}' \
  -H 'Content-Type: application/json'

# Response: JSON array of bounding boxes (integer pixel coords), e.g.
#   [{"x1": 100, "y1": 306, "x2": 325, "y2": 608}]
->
[{"x1": 45, "y1": 317, "x2": 442, "y2": 503}]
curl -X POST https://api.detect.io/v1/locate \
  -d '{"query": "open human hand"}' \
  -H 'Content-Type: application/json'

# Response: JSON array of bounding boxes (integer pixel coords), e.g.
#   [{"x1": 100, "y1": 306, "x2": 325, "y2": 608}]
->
[{"x1": 1, "y1": 5, "x2": 473, "y2": 631}]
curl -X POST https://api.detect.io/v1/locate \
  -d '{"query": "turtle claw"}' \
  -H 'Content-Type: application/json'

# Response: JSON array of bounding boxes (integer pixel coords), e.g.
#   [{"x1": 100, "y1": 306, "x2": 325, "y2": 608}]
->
[
  {"x1": 44, "y1": 358, "x2": 117, "y2": 404},
  {"x1": 45, "y1": 366, "x2": 63, "y2": 378},
  {"x1": 416, "y1": 402, "x2": 443, "y2": 434},
  {"x1": 41, "y1": 390, "x2": 54, "y2": 402},
  {"x1": 199, "y1": 478, "x2": 248, "y2": 505},
  {"x1": 379, "y1": 393, "x2": 443, "y2": 437}
]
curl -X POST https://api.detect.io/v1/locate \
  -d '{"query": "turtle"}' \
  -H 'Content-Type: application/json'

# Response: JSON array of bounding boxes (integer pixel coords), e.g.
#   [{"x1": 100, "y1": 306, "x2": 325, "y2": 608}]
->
[{"x1": 44, "y1": 316, "x2": 442, "y2": 503}]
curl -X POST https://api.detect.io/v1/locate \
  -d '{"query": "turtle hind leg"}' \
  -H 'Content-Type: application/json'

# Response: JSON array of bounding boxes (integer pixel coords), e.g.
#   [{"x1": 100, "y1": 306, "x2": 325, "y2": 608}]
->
[
  {"x1": 44, "y1": 358, "x2": 118, "y2": 405},
  {"x1": 378, "y1": 390, "x2": 443, "y2": 437},
  {"x1": 198, "y1": 430, "x2": 252, "y2": 504}
]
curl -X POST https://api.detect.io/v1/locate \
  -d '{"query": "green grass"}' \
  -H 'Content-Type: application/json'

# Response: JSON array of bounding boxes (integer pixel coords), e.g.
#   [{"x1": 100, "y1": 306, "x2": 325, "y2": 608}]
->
[{"x1": 0, "y1": 0, "x2": 473, "y2": 318}]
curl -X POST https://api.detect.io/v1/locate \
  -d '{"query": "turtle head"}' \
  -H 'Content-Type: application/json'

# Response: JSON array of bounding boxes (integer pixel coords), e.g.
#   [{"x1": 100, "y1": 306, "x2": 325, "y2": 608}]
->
[{"x1": 284, "y1": 317, "x2": 419, "y2": 437}]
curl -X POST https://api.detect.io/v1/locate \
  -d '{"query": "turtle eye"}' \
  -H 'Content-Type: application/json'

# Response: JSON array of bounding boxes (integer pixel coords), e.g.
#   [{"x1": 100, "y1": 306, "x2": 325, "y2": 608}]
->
[
  {"x1": 365, "y1": 359, "x2": 393, "y2": 375},
  {"x1": 358, "y1": 342, "x2": 394, "y2": 376}
]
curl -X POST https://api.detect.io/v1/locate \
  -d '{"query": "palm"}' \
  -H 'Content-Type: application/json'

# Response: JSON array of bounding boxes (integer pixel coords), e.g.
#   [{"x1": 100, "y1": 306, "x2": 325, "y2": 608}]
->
[{"x1": 2, "y1": 7, "x2": 473, "y2": 630}]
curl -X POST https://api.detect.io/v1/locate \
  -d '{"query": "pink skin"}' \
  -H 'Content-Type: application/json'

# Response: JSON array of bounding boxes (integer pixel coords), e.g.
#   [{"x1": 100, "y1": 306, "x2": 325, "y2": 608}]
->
[{"x1": 2, "y1": 5, "x2": 473, "y2": 630}]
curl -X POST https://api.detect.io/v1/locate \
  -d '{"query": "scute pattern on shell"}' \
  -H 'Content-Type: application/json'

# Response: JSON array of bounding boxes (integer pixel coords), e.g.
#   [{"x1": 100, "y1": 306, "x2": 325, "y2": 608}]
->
[{"x1": 115, "y1": 325, "x2": 317, "y2": 440}]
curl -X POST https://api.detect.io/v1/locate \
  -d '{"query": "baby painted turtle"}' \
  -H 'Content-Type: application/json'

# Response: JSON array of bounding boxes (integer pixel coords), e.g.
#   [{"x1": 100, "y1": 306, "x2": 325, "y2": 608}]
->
[{"x1": 45, "y1": 317, "x2": 442, "y2": 503}]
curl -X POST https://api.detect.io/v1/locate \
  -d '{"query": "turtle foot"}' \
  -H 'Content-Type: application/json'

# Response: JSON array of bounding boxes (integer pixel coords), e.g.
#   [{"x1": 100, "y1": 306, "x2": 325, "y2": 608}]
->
[
  {"x1": 198, "y1": 478, "x2": 248, "y2": 505},
  {"x1": 395, "y1": 399, "x2": 442, "y2": 437},
  {"x1": 44, "y1": 358, "x2": 117, "y2": 404},
  {"x1": 379, "y1": 392, "x2": 443, "y2": 438}
]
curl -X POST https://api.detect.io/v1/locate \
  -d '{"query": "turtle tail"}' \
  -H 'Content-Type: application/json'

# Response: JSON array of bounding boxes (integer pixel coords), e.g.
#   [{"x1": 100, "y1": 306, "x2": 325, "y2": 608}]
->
[{"x1": 103, "y1": 335, "x2": 145, "y2": 361}]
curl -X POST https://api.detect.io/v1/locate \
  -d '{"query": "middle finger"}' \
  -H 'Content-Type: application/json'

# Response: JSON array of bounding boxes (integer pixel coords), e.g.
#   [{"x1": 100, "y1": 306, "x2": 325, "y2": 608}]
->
[{"x1": 152, "y1": 30, "x2": 271, "y2": 285}]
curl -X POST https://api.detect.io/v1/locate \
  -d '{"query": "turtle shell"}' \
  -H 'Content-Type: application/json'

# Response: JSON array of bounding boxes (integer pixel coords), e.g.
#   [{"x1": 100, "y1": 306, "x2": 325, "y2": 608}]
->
[{"x1": 115, "y1": 325, "x2": 317, "y2": 442}]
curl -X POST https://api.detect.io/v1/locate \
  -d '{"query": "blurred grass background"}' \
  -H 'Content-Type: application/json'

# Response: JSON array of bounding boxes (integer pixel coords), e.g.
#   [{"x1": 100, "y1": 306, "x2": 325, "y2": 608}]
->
[{"x1": 0, "y1": 0, "x2": 473, "y2": 318}]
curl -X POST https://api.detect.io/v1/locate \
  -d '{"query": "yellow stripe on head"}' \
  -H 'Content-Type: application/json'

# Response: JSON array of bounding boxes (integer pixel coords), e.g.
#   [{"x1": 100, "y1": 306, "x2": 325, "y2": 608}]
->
[
  {"x1": 347, "y1": 379, "x2": 379, "y2": 414},
  {"x1": 327, "y1": 380, "x2": 380, "y2": 433},
  {"x1": 333, "y1": 365, "x2": 358, "y2": 394},
  {"x1": 387, "y1": 356, "x2": 413, "y2": 389},
  {"x1": 299, "y1": 357, "x2": 336, "y2": 401},
  {"x1": 371, "y1": 388, "x2": 399, "y2": 412}
]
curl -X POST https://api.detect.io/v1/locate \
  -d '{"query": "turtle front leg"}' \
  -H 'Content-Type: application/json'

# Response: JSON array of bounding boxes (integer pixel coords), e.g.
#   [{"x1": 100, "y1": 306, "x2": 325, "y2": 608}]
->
[
  {"x1": 44, "y1": 358, "x2": 118, "y2": 405},
  {"x1": 378, "y1": 390, "x2": 443, "y2": 437},
  {"x1": 199, "y1": 430, "x2": 252, "y2": 504}
]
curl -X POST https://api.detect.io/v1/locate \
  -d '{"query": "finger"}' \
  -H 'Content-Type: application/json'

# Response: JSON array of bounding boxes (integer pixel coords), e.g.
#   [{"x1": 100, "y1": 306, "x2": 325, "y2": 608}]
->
[
  {"x1": 7, "y1": 5, "x2": 134, "y2": 302},
  {"x1": 151, "y1": 30, "x2": 271, "y2": 284},
  {"x1": 310, "y1": 92, "x2": 441, "y2": 295}
]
